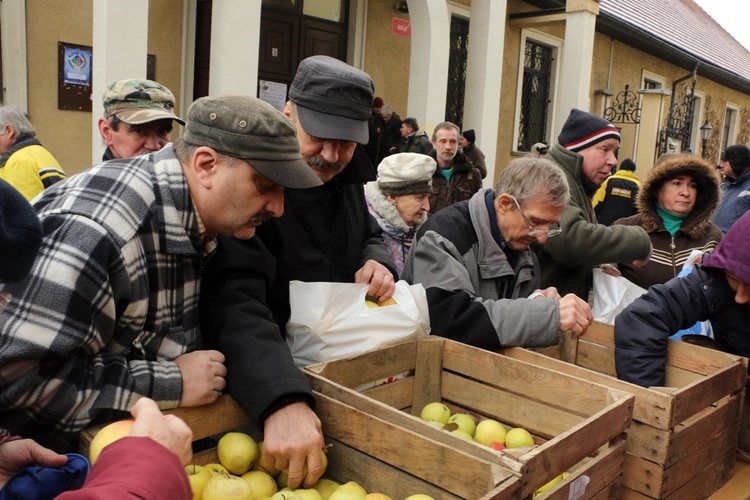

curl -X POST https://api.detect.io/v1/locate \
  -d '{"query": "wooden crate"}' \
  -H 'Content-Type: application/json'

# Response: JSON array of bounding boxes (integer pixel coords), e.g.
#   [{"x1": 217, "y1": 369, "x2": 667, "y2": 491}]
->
[
  {"x1": 79, "y1": 393, "x2": 519, "y2": 499},
  {"x1": 498, "y1": 322, "x2": 749, "y2": 499},
  {"x1": 304, "y1": 336, "x2": 634, "y2": 499}
]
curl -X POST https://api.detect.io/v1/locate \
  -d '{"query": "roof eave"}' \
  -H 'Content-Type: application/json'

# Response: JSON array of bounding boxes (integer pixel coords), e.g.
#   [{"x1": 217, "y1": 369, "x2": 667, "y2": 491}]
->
[{"x1": 596, "y1": 12, "x2": 750, "y2": 95}]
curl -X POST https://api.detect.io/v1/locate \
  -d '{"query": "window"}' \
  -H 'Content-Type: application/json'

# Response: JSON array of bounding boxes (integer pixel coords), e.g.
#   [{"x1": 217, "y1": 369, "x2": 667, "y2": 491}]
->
[
  {"x1": 722, "y1": 104, "x2": 739, "y2": 152},
  {"x1": 513, "y1": 30, "x2": 561, "y2": 153},
  {"x1": 445, "y1": 16, "x2": 469, "y2": 129},
  {"x1": 688, "y1": 91, "x2": 705, "y2": 154}
]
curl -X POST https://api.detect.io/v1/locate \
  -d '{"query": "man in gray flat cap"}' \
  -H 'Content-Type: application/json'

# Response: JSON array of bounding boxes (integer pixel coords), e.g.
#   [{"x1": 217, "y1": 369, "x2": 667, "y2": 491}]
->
[
  {"x1": 98, "y1": 79, "x2": 185, "y2": 160},
  {"x1": 201, "y1": 56, "x2": 398, "y2": 489},
  {"x1": 0, "y1": 95, "x2": 320, "y2": 451}
]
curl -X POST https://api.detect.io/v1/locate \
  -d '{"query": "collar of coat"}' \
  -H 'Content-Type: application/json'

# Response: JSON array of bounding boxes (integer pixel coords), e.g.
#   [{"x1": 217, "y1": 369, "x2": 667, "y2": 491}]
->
[{"x1": 430, "y1": 150, "x2": 474, "y2": 173}]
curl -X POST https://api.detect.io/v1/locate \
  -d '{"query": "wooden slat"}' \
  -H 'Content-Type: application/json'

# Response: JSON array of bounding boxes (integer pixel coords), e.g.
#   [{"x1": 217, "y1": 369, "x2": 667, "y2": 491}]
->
[
  {"x1": 665, "y1": 449, "x2": 737, "y2": 500},
  {"x1": 670, "y1": 365, "x2": 747, "y2": 426},
  {"x1": 410, "y1": 337, "x2": 445, "y2": 417},
  {"x1": 324, "y1": 437, "x2": 460, "y2": 499},
  {"x1": 305, "y1": 340, "x2": 417, "y2": 388},
  {"x1": 541, "y1": 440, "x2": 626, "y2": 500},
  {"x1": 441, "y1": 370, "x2": 587, "y2": 438},
  {"x1": 361, "y1": 375, "x2": 415, "y2": 410},
  {"x1": 668, "y1": 392, "x2": 743, "y2": 468},
  {"x1": 513, "y1": 398, "x2": 633, "y2": 498},
  {"x1": 500, "y1": 347, "x2": 675, "y2": 430},
  {"x1": 442, "y1": 341, "x2": 621, "y2": 417}
]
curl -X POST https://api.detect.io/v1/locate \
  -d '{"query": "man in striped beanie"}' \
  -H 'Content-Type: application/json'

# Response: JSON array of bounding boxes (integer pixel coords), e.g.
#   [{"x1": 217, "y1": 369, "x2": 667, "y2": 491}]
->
[{"x1": 535, "y1": 108, "x2": 652, "y2": 301}]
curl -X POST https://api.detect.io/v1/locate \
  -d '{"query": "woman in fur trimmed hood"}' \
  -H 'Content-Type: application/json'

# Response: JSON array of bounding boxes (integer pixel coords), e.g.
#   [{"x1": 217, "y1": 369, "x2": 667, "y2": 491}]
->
[
  {"x1": 613, "y1": 153, "x2": 723, "y2": 289},
  {"x1": 365, "y1": 153, "x2": 437, "y2": 274}
]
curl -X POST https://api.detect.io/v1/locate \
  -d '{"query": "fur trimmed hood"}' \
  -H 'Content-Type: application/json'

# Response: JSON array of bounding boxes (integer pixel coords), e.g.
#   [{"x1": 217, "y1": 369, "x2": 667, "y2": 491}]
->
[
  {"x1": 636, "y1": 154, "x2": 721, "y2": 237},
  {"x1": 364, "y1": 181, "x2": 428, "y2": 233}
]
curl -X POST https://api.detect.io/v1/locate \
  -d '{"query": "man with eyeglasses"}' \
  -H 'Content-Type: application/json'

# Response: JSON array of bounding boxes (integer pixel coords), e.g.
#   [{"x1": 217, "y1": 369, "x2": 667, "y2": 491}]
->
[
  {"x1": 200, "y1": 56, "x2": 397, "y2": 490},
  {"x1": 536, "y1": 109, "x2": 652, "y2": 300},
  {"x1": 401, "y1": 157, "x2": 593, "y2": 349}
]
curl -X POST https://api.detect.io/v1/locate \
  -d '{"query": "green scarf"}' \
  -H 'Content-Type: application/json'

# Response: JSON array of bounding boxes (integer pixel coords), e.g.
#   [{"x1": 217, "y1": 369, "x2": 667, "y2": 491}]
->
[
  {"x1": 656, "y1": 203, "x2": 688, "y2": 236},
  {"x1": 439, "y1": 165, "x2": 454, "y2": 182}
]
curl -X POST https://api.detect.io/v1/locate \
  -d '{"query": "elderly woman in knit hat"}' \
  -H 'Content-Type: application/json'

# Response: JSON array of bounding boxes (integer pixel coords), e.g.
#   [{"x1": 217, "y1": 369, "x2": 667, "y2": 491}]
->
[{"x1": 365, "y1": 153, "x2": 437, "y2": 273}]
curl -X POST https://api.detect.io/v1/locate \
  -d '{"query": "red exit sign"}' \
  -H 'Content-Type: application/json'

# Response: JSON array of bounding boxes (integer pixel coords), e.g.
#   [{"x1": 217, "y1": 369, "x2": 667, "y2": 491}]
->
[{"x1": 392, "y1": 17, "x2": 411, "y2": 38}]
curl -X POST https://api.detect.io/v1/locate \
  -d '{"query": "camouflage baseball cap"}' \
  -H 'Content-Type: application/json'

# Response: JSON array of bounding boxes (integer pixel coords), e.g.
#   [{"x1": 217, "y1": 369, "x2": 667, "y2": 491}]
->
[{"x1": 102, "y1": 79, "x2": 185, "y2": 125}]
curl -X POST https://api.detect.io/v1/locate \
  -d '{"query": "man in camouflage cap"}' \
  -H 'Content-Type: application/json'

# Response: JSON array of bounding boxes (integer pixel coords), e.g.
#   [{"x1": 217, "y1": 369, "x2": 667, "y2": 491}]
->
[{"x1": 97, "y1": 79, "x2": 185, "y2": 161}]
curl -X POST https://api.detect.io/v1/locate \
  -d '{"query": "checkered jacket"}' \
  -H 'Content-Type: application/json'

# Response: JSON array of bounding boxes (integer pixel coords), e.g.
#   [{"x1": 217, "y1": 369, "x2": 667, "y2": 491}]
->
[{"x1": 0, "y1": 145, "x2": 204, "y2": 438}]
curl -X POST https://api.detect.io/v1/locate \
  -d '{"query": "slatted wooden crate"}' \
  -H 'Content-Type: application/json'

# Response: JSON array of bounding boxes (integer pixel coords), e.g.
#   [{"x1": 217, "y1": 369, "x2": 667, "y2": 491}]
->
[
  {"x1": 304, "y1": 336, "x2": 634, "y2": 499},
  {"x1": 80, "y1": 393, "x2": 519, "y2": 499},
  {"x1": 498, "y1": 322, "x2": 749, "y2": 499}
]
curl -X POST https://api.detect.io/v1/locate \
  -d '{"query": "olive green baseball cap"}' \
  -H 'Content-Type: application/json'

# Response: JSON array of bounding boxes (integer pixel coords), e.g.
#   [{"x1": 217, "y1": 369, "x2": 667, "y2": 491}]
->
[
  {"x1": 102, "y1": 79, "x2": 185, "y2": 125},
  {"x1": 183, "y1": 95, "x2": 321, "y2": 189}
]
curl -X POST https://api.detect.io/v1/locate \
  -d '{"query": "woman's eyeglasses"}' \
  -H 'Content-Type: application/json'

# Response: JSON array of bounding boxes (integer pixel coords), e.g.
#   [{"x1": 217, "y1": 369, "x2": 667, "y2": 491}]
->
[{"x1": 510, "y1": 196, "x2": 562, "y2": 238}]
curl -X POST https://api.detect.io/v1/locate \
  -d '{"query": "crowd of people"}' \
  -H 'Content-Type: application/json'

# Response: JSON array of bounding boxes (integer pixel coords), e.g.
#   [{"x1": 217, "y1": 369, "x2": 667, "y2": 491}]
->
[{"x1": 1, "y1": 54, "x2": 749, "y2": 497}]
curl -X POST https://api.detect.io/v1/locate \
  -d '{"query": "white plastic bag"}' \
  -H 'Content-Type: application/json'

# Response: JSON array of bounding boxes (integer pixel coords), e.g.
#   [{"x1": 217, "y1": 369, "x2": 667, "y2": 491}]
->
[
  {"x1": 592, "y1": 268, "x2": 647, "y2": 325},
  {"x1": 285, "y1": 280, "x2": 430, "y2": 367}
]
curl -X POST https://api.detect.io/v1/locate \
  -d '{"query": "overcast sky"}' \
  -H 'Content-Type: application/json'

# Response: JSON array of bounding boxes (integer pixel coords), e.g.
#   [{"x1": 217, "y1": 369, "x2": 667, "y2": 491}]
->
[{"x1": 693, "y1": 0, "x2": 750, "y2": 52}]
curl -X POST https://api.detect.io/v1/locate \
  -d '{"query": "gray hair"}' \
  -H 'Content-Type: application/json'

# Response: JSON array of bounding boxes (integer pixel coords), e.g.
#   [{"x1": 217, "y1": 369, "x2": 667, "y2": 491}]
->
[
  {"x1": 495, "y1": 157, "x2": 569, "y2": 207},
  {"x1": 173, "y1": 137, "x2": 241, "y2": 167},
  {"x1": 431, "y1": 121, "x2": 460, "y2": 141},
  {"x1": 0, "y1": 106, "x2": 35, "y2": 137},
  {"x1": 380, "y1": 104, "x2": 394, "y2": 117}
]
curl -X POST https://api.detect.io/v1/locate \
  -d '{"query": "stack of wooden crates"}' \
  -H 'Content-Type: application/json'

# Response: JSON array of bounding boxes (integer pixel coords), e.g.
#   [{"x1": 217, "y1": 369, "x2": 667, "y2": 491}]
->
[{"x1": 500, "y1": 322, "x2": 748, "y2": 499}]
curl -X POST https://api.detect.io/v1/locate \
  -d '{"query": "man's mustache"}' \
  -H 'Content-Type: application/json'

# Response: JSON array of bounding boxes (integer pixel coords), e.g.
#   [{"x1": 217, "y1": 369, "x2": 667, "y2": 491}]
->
[
  {"x1": 250, "y1": 211, "x2": 273, "y2": 223},
  {"x1": 307, "y1": 155, "x2": 342, "y2": 172}
]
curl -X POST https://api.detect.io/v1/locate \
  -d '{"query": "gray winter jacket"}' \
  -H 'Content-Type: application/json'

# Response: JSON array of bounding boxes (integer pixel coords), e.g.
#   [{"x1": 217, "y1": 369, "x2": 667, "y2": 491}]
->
[{"x1": 402, "y1": 188, "x2": 562, "y2": 349}]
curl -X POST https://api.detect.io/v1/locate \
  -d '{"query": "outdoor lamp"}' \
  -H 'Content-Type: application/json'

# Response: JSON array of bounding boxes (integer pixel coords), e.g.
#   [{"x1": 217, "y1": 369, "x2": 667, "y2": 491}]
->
[{"x1": 700, "y1": 119, "x2": 713, "y2": 159}]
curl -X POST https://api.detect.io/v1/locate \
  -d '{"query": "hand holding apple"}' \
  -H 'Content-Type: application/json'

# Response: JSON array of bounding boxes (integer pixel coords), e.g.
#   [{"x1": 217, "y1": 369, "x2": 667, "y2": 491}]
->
[{"x1": 129, "y1": 397, "x2": 193, "y2": 465}]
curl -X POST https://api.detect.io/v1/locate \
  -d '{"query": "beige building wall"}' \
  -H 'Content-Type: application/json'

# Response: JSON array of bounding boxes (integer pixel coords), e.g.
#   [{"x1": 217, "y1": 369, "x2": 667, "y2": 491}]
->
[
  {"x1": 362, "y1": 3, "x2": 411, "y2": 122},
  {"x1": 24, "y1": 0, "x2": 184, "y2": 175}
]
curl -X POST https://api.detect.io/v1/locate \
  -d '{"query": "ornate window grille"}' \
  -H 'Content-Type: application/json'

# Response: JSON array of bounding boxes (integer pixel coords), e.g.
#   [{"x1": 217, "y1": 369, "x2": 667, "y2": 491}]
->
[
  {"x1": 517, "y1": 40, "x2": 552, "y2": 151},
  {"x1": 445, "y1": 16, "x2": 469, "y2": 129}
]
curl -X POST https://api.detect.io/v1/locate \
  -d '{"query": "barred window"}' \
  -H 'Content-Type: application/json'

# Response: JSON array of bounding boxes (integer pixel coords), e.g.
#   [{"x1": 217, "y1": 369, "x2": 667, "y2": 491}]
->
[
  {"x1": 445, "y1": 16, "x2": 469, "y2": 130},
  {"x1": 517, "y1": 40, "x2": 553, "y2": 151}
]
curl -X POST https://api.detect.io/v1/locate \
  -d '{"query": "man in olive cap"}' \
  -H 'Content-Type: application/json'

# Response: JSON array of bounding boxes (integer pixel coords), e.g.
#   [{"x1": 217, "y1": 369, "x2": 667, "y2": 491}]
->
[
  {"x1": 98, "y1": 79, "x2": 185, "y2": 160},
  {"x1": 713, "y1": 144, "x2": 750, "y2": 233},
  {"x1": 201, "y1": 56, "x2": 397, "y2": 489},
  {"x1": 0, "y1": 96, "x2": 319, "y2": 453}
]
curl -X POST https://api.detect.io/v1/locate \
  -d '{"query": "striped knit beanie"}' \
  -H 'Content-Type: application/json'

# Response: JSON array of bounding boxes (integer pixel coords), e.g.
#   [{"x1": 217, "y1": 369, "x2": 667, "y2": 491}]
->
[{"x1": 558, "y1": 109, "x2": 620, "y2": 153}]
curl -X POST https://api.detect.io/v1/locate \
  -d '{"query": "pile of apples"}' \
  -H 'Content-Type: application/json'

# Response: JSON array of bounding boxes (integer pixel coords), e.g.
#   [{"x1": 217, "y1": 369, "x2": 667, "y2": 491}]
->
[
  {"x1": 419, "y1": 403, "x2": 571, "y2": 498},
  {"x1": 419, "y1": 402, "x2": 535, "y2": 450}
]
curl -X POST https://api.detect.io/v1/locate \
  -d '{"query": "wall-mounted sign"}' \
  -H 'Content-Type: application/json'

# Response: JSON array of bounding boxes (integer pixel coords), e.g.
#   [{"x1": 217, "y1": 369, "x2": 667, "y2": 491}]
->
[
  {"x1": 58, "y1": 42, "x2": 92, "y2": 111},
  {"x1": 259, "y1": 80, "x2": 288, "y2": 113},
  {"x1": 392, "y1": 17, "x2": 411, "y2": 38}
]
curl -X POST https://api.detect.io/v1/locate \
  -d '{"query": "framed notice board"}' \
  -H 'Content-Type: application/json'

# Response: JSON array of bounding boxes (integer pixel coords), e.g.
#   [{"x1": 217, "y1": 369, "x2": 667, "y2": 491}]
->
[{"x1": 58, "y1": 41, "x2": 92, "y2": 111}]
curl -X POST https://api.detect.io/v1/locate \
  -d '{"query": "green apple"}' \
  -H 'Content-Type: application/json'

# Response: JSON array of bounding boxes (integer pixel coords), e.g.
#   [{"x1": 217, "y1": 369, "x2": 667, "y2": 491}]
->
[
  {"x1": 505, "y1": 427, "x2": 535, "y2": 448},
  {"x1": 203, "y1": 473, "x2": 253, "y2": 500},
  {"x1": 404, "y1": 496, "x2": 436, "y2": 500},
  {"x1": 364, "y1": 494, "x2": 394, "y2": 500},
  {"x1": 204, "y1": 463, "x2": 230, "y2": 476},
  {"x1": 450, "y1": 429, "x2": 474, "y2": 441},
  {"x1": 474, "y1": 419, "x2": 507, "y2": 447},
  {"x1": 313, "y1": 478, "x2": 341, "y2": 499},
  {"x1": 241, "y1": 470, "x2": 278, "y2": 497},
  {"x1": 419, "y1": 402, "x2": 451, "y2": 424},
  {"x1": 218, "y1": 432, "x2": 260, "y2": 475},
  {"x1": 533, "y1": 472, "x2": 570, "y2": 498},
  {"x1": 328, "y1": 490, "x2": 366, "y2": 500},
  {"x1": 88, "y1": 419, "x2": 134, "y2": 465},
  {"x1": 185, "y1": 464, "x2": 213, "y2": 500},
  {"x1": 295, "y1": 489, "x2": 324, "y2": 500},
  {"x1": 447, "y1": 413, "x2": 476, "y2": 437},
  {"x1": 272, "y1": 492, "x2": 303, "y2": 500},
  {"x1": 252, "y1": 442, "x2": 281, "y2": 477}
]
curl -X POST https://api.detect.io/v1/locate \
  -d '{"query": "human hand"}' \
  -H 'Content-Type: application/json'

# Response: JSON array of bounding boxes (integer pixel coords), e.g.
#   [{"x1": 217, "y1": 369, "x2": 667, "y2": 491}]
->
[
  {"x1": 175, "y1": 350, "x2": 227, "y2": 406},
  {"x1": 262, "y1": 402, "x2": 325, "y2": 489},
  {"x1": 599, "y1": 263, "x2": 622, "y2": 277},
  {"x1": 632, "y1": 243, "x2": 653, "y2": 268},
  {"x1": 129, "y1": 397, "x2": 193, "y2": 465},
  {"x1": 558, "y1": 293, "x2": 593, "y2": 339},
  {"x1": 0, "y1": 439, "x2": 68, "y2": 489},
  {"x1": 531, "y1": 287, "x2": 561, "y2": 299},
  {"x1": 354, "y1": 260, "x2": 396, "y2": 302}
]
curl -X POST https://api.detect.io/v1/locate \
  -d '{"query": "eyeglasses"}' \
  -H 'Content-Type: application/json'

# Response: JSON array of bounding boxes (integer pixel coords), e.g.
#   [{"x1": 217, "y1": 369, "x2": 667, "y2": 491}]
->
[{"x1": 510, "y1": 195, "x2": 562, "y2": 238}]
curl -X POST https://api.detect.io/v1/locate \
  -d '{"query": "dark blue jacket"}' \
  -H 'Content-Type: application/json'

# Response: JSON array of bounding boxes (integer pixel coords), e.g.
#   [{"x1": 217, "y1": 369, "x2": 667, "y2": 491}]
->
[{"x1": 614, "y1": 265, "x2": 750, "y2": 387}]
